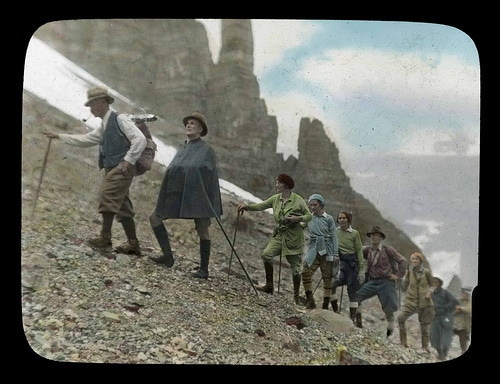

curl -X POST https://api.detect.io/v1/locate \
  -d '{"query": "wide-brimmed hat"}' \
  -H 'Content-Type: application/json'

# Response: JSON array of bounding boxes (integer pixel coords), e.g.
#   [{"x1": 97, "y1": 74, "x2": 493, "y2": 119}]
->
[
  {"x1": 84, "y1": 86, "x2": 115, "y2": 106},
  {"x1": 366, "y1": 225, "x2": 386, "y2": 239},
  {"x1": 183, "y1": 111, "x2": 208, "y2": 136}
]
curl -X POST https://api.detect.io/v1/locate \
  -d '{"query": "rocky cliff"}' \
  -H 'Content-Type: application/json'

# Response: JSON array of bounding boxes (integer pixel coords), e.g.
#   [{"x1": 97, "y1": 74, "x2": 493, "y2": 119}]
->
[{"x1": 31, "y1": 18, "x2": 420, "y2": 259}]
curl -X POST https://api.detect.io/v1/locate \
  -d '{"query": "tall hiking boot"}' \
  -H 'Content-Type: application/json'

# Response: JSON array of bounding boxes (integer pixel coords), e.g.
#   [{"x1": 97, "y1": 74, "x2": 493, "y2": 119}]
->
[
  {"x1": 256, "y1": 261, "x2": 274, "y2": 294},
  {"x1": 292, "y1": 274, "x2": 301, "y2": 304},
  {"x1": 87, "y1": 212, "x2": 114, "y2": 248},
  {"x1": 192, "y1": 239, "x2": 211, "y2": 279},
  {"x1": 355, "y1": 312, "x2": 363, "y2": 328},
  {"x1": 330, "y1": 299, "x2": 339, "y2": 313},
  {"x1": 114, "y1": 218, "x2": 141, "y2": 256},
  {"x1": 149, "y1": 224, "x2": 174, "y2": 267},
  {"x1": 399, "y1": 326, "x2": 408, "y2": 348},
  {"x1": 322, "y1": 297, "x2": 330, "y2": 310},
  {"x1": 305, "y1": 291, "x2": 316, "y2": 309},
  {"x1": 421, "y1": 330, "x2": 431, "y2": 353},
  {"x1": 349, "y1": 307, "x2": 357, "y2": 323}
]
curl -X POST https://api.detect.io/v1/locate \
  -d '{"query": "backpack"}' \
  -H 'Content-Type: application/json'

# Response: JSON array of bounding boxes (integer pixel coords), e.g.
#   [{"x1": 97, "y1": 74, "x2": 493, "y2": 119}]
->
[
  {"x1": 132, "y1": 119, "x2": 157, "y2": 176},
  {"x1": 118, "y1": 114, "x2": 158, "y2": 176}
]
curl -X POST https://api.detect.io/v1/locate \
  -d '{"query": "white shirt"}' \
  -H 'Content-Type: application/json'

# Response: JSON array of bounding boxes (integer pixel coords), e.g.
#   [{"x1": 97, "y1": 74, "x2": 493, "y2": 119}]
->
[{"x1": 59, "y1": 110, "x2": 146, "y2": 165}]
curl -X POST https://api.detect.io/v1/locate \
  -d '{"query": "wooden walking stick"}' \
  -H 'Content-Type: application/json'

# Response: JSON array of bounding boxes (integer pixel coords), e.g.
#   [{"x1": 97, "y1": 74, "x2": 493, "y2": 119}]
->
[
  {"x1": 227, "y1": 210, "x2": 242, "y2": 279},
  {"x1": 339, "y1": 284, "x2": 344, "y2": 313},
  {"x1": 32, "y1": 137, "x2": 52, "y2": 214},
  {"x1": 312, "y1": 277, "x2": 323, "y2": 295}
]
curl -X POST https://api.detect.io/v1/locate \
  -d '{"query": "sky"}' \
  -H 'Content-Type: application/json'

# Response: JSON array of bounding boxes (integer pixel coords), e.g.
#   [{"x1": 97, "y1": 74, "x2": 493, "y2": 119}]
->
[{"x1": 197, "y1": 19, "x2": 480, "y2": 164}]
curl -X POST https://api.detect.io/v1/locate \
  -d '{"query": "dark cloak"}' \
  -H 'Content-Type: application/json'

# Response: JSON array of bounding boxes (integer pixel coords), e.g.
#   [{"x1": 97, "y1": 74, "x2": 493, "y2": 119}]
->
[{"x1": 154, "y1": 138, "x2": 223, "y2": 219}]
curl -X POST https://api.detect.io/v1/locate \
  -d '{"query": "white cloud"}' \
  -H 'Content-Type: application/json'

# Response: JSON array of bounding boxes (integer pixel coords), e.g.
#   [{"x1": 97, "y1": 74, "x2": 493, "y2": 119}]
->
[
  {"x1": 428, "y1": 250, "x2": 461, "y2": 287},
  {"x1": 252, "y1": 20, "x2": 317, "y2": 76},
  {"x1": 398, "y1": 128, "x2": 480, "y2": 156}
]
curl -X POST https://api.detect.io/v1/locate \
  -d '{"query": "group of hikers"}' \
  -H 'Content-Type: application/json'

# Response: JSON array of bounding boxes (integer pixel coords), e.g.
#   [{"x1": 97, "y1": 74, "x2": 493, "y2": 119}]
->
[{"x1": 42, "y1": 87, "x2": 472, "y2": 362}]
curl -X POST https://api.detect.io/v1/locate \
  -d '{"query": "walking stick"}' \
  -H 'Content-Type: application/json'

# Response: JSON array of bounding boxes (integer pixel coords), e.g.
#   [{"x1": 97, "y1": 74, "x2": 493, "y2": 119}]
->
[
  {"x1": 32, "y1": 137, "x2": 52, "y2": 215},
  {"x1": 312, "y1": 277, "x2": 323, "y2": 295},
  {"x1": 213, "y1": 214, "x2": 259, "y2": 296},
  {"x1": 278, "y1": 236, "x2": 284, "y2": 293},
  {"x1": 227, "y1": 211, "x2": 241, "y2": 279},
  {"x1": 339, "y1": 285, "x2": 344, "y2": 313}
]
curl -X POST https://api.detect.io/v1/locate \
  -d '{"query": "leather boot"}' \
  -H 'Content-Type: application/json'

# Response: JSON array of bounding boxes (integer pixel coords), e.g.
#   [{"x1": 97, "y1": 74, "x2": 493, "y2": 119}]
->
[
  {"x1": 114, "y1": 218, "x2": 141, "y2": 256},
  {"x1": 192, "y1": 239, "x2": 211, "y2": 279},
  {"x1": 256, "y1": 261, "x2": 274, "y2": 294},
  {"x1": 355, "y1": 312, "x2": 363, "y2": 328},
  {"x1": 330, "y1": 299, "x2": 339, "y2": 313},
  {"x1": 349, "y1": 307, "x2": 357, "y2": 323},
  {"x1": 305, "y1": 291, "x2": 316, "y2": 309},
  {"x1": 399, "y1": 326, "x2": 408, "y2": 348},
  {"x1": 292, "y1": 274, "x2": 301, "y2": 304},
  {"x1": 88, "y1": 212, "x2": 114, "y2": 248},
  {"x1": 149, "y1": 224, "x2": 174, "y2": 267},
  {"x1": 421, "y1": 329, "x2": 430, "y2": 353},
  {"x1": 322, "y1": 297, "x2": 330, "y2": 310}
]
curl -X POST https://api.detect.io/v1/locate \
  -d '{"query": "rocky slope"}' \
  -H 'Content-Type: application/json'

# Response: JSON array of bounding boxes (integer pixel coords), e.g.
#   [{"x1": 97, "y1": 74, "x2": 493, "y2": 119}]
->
[{"x1": 20, "y1": 94, "x2": 466, "y2": 367}]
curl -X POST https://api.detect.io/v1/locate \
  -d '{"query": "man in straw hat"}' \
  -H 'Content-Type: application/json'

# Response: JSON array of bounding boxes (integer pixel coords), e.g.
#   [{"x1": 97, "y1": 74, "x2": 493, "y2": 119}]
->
[
  {"x1": 149, "y1": 112, "x2": 223, "y2": 279},
  {"x1": 357, "y1": 225, "x2": 407, "y2": 337},
  {"x1": 44, "y1": 86, "x2": 146, "y2": 255}
]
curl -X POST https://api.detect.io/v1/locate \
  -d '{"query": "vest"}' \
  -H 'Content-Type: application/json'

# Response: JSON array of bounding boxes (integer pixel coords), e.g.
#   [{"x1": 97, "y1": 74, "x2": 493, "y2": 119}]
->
[{"x1": 98, "y1": 112, "x2": 130, "y2": 169}]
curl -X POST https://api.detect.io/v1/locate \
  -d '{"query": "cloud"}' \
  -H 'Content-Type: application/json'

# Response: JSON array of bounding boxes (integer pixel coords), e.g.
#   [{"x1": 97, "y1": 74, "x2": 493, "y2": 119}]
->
[
  {"x1": 428, "y1": 250, "x2": 461, "y2": 287},
  {"x1": 297, "y1": 49, "x2": 480, "y2": 155},
  {"x1": 399, "y1": 129, "x2": 480, "y2": 156},
  {"x1": 252, "y1": 20, "x2": 318, "y2": 76}
]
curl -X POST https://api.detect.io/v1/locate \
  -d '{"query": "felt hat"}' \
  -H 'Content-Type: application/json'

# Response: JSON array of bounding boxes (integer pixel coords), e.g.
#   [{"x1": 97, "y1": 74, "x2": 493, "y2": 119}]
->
[
  {"x1": 366, "y1": 225, "x2": 385, "y2": 239},
  {"x1": 308, "y1": 193, "x2": 325, "y2": 206},
  {"x1": 183, "y1": 111, "x2": 208, "y2": 136},
  {"x1": 84, "y1": 86, "x2": 115, "y2": 106},
  {"x1": 277, "y1": 174, "x2": 295, "y2": 189},
  {"x1": 366, "y1": 225, "x2": 386, "y2": 239}
]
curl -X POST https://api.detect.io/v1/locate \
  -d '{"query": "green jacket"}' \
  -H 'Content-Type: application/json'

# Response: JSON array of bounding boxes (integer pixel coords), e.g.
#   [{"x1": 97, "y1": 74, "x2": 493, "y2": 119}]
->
[
  {"x1": 401, "y1": 265, "x2": 434, "y2": 309},
  {"x1": 248, "y1": 192, "x2": 312, "y2": 255}
]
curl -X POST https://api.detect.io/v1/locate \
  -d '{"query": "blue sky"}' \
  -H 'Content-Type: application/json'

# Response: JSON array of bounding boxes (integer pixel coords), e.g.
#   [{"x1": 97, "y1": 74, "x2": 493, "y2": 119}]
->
[{"x1": 198, "y1": 19, "x2": 480, "y2": 163}]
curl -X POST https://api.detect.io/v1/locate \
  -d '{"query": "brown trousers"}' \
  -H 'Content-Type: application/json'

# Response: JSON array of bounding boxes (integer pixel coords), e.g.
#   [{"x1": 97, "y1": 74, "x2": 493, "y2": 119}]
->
[{"x1": 98, "y1": 166, "x2": 135, "y2": 222}]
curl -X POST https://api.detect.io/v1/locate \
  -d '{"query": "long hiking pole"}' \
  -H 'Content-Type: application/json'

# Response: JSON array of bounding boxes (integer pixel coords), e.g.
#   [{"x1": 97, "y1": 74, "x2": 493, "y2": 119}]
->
[
  {"x1": 312, "y1": 277, "x2": 323, "y2": 295},
  {"x1": 213, "y1": 215, "x2": 259, "y2": 296},
  {"x1": 227, "y1": 211, "x2": 241, "y2": 279},
  {"x1": 278, "y1": 237, "x2": 284, "y2": 293},
  {"x1": 32, "y1": 137, "x2": 53, "y2": 215},
  {"x1": 339, "y1": 285, "x2": 344, "y2": 313}
]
